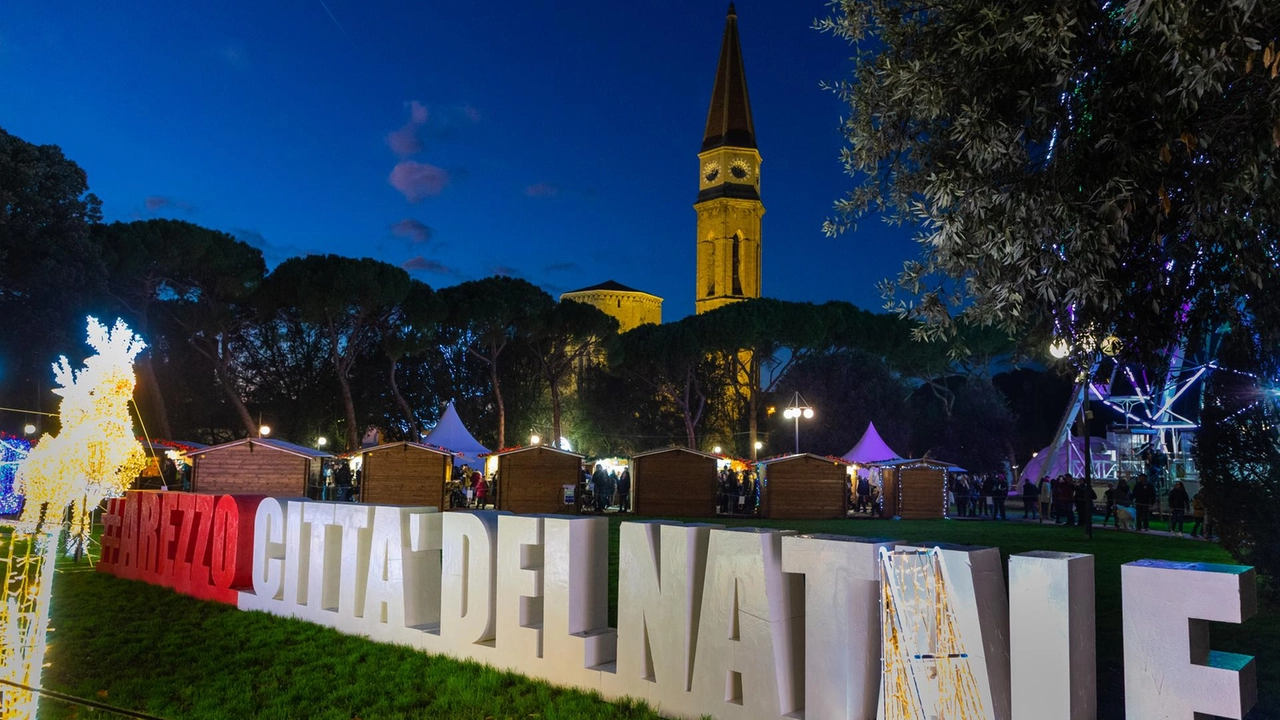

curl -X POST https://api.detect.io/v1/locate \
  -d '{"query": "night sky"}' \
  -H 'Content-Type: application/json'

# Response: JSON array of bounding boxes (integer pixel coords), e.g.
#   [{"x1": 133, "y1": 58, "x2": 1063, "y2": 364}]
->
[{"x1": 0, "y1": 1, "x2": 916, "y2": 319}]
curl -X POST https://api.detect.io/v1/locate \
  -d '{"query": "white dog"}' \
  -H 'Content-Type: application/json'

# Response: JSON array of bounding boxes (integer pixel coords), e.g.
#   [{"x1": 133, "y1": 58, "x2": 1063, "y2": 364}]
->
[{"x1": 1114, "y1": 505, "x2": 1136, "y2": 531}]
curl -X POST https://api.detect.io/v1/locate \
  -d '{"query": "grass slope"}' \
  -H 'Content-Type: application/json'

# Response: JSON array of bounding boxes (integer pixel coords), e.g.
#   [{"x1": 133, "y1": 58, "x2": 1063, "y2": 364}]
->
[{"x1": 29, "y1": 517, "x2": 1278, "y2": 719}]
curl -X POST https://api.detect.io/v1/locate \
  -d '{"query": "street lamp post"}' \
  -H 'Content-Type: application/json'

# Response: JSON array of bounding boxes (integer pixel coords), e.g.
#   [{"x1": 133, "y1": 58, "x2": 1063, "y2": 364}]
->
[{"x1": 782, "y1": 392, "x2": 814, "y2": 455}]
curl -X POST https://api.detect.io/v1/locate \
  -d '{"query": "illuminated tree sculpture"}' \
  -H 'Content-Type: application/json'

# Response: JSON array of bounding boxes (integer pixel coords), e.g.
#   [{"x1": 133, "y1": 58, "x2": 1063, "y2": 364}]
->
[
  {"x1": 1, "y1": 317, "x2": 147, "y2": 720},
  {"x1": 16, "y1": 317, "x2": 149, "y2": 550}
]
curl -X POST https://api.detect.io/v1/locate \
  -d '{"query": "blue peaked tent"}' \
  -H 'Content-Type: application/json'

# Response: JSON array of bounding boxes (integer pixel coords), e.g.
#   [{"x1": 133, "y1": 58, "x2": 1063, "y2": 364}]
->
[{"x1": 423, "y1": 403, "x2": 491, "y2": 467}]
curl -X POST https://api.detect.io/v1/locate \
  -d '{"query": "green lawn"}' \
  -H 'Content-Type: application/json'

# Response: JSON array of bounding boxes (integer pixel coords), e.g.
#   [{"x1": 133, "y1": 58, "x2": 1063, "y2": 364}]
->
[{"x1": 25, "y1": 517, "x2": 1278, "y2": 719}]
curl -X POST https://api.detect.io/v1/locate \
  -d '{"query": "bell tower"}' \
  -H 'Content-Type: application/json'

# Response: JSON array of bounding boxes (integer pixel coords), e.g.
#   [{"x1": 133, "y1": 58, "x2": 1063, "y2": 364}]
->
[{"x1": 695, "y1": 3, "x2": 763, "y2": 315}]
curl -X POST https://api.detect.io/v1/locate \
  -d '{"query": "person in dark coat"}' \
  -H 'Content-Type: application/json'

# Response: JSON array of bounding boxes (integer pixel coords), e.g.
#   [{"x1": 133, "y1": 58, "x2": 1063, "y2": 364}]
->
[
  {"x1": 1167, "y1": 481, "x2": 1190, "y2": 536},
  {"x1": 592, "y1": 463, "x2": 609, "y2": 512},
  {"x1": 1131, "y1": 474, "x2": 1157, "y2": 531},
  {"x1": 616, "y1": 469, "x2": 631, "y2": 513},
  {"x1": 1054, "y1": 475, "x2": 1076, "y2": 526},
  {"x1": 1021, "y1": 478, "x2": 1038, "y2": 519},
  {"x1": 991, "y1": 474, "x2": 1009, "y2": 520},
  {"x1": 1074, "y1": 479, "x2": 1096, "y2": 539},
  {"x1": 1102, "y1": 483, "x2": 1117, "y2": 527}
]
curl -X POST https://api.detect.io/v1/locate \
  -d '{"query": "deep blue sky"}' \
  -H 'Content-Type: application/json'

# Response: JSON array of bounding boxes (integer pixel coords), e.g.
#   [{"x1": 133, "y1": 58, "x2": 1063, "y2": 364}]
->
[{"x1": 0, "y1": 1, "x2": 916, "y2": 319}]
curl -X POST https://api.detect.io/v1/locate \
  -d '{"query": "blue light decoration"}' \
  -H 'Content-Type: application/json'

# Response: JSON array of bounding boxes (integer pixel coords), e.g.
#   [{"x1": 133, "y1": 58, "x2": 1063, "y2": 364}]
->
[{"x1": 0, "y1": 432, "x2": 31, "y2": 516}]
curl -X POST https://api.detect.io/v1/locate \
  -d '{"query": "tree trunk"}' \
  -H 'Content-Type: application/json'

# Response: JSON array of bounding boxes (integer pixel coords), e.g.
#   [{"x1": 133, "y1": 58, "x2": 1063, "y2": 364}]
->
[
  {"x1": 489, "y1": 349, "x2": 505, "y2": 449},
  {"x1": 210, "y1": 354, "x2": 257, "y2": 436},
  {"x1": 549, "y1": 374, "x2": 562, "y2": 443},
  {"x1": 337, "y1": 371, "x2": 359, "y2": 450},
  {"x1": 136, "y1": 353, "x2": 173, "y2": 440},
  {"x1": 389, "y1": 355, "x2": 420, "y2": 438},
  {"x1": 748, "y1": 356, "x2": 759, "y2": 459}
]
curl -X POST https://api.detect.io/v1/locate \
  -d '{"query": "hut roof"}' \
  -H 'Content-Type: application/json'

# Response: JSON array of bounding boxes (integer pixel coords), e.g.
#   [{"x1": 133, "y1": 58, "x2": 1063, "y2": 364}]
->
[
  {"x1": 361, "y1": 440, "x2": 452, "y2": 457},
  {"x1": 485, "y1": 444, "x2": 585, "y2": 460},
  {"x1": 758, "y1": 453, "x2": 847, "y2": 466},
  {"x1": 186, "y1": 437, "x2": 332, "y2": 460},
  {"x1": 631, "y1": 446, "x2": 722, "y2": 461}
]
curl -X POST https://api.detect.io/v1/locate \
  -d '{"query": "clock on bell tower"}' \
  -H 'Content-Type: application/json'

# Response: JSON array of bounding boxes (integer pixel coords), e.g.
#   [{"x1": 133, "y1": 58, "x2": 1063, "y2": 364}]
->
[{"x1": 695, "y1": 3, "x2": 763, "y2": 315}]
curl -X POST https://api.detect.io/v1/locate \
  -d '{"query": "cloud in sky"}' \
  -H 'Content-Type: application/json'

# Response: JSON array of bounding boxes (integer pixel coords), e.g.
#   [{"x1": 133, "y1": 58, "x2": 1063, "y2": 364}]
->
[
  {"x1": 386, "y1": 124, "x2": 423, "y2": 156},
  {"x1": 524, "y1": 183, "x2": 559, "y2": 198},
  {"x1": 402, "y1": 256, "x2": 456, "y2": 275},
  {"x1": 543, "y1": 262, "x2": 580, "y2": 274},
  {"x1": 390, "y1": 218, "x2": 432, "y2": 243},
  {"x1": 409, "y1": 100, "x2": 429, "y2": 124},
  {"x1": 389, "y1": 161, "x2": 450, "y2": 202},
  {"x1": 145, "y1": 195, "x2": 195, "y2": 213}
]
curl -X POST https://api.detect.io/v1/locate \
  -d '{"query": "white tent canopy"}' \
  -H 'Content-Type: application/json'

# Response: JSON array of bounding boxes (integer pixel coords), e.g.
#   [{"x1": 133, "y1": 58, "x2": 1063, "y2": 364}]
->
[{"x1": 423, "y1": 402, "x2": 491, "y2": 467}]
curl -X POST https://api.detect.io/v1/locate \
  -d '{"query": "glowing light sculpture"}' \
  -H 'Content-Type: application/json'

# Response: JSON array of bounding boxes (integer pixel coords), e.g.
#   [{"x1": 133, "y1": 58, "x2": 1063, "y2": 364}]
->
[
  {"x1": 1, "y1": 317, "x2": 148, "y2": 720},
  {"x1": 879, "y1": 547, "x2": 989, "y2": 720},
  {"x1": 0, "y1": 436, "x2": 31, "y2": 516},
  {"x1": 15, "y1": 317, "x2": 149, "y2": 552}
]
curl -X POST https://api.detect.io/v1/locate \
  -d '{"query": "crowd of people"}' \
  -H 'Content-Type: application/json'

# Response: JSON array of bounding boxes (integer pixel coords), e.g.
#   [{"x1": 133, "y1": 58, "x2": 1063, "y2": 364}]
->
[
  {"x1": 447, "y1": 464, "x2": 493, "y2": 509},
  {"x1": 945, "y1": 470, "x2": 1213, "y2": 540},
  {"x1": 583, "y1": 463, "x2": 632, "y2": 513},
  {"x1": 716, "y1": 467, "x2": 760, "y2": 515}
]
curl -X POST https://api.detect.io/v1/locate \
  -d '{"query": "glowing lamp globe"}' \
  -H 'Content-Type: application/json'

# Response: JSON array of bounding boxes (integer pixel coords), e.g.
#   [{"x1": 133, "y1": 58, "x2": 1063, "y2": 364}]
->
[
  {"x1": 713, "y1": 446, "x2": 723, "y2": 454},
  {"x1": 259, "y1": 425, "x2": 272, "y2": 437},
  {"x1": 530, "y1": 434, "x2": 541, "y2": 446},
  {"x1": 23, "y1": 424, "x2": 36, "y2": 435},
  {"x1": 317, "y1": 437, "x2": 328, "y2": 447},
  {"x1": 803, "y1": 408, "x2": 814, "y2": 419}
]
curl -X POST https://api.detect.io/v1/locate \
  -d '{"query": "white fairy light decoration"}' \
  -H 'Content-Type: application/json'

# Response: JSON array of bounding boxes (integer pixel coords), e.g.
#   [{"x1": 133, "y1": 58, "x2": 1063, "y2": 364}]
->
[{"x1": 1, "y1": 317, "x2": 148, "y2": 720}]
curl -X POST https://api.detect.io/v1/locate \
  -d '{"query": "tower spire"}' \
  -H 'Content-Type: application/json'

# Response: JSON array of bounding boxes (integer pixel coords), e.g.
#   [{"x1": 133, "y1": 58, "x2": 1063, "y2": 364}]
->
[{"x1": 702, "y1": 4, "x2": 755, "y2": 151}]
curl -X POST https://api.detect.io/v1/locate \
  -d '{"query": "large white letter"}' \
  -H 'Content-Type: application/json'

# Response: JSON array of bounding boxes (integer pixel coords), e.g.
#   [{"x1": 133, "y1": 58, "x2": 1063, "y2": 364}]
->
[
  {"x1": 1009, "y1": 551, "x2": 1094, "y2": 720},
  {"x1": 441, "y1": 510, "x2": 502, "y2": 662},
  {"x1": 690, "y1": 527, "x2": 802, "y2": 720},
  {"x1": 782, "y1": 533, "x2": 894, "y2": 720},
  {"x1": 496, "y1": 514, "x2": 545, "y2": 668},
  {"x1": 249, "y1": 498, "x2": 287, "y2": 601},
  {"x1": 542, "y1": 515, "x2": 616, "y2": 691},
  {"x1": 1122, "y1": 560, "x2": 1257, "y2": 720}
]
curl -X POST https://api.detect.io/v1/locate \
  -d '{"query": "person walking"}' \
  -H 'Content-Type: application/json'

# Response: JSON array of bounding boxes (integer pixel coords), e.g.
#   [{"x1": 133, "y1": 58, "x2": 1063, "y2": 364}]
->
[
  {"x1": 979, "y1": 475, "x2": 994, "y2": 518},
  {"x1": 1074, "y1": 478, "x2": 1095, "y2": 539},
  {"x1": 592, "y1": 463, "x2": 608, "y2": 512},
  {"x1": 1190, "y1": 490, "x2": 1205, "y2": 538},
  {"x1": 474, "y1": 471, "x2": 488, "y2": 509},
  {"x1": 1102, "y1": 483, "x2": 1117, "y2": 528},
  {"x1": 953, "y1": 476, "x2": 970, "y2": 517},
  {"x1": 992, "y1": 474, "x2": 1009, "y2": 520},
  {"x1": 1132, "y1": 474, "x2": 1157, "y2": 532},
  {"x1": 617, "y1": 468, "x2": 631, "y2": 513},
  {"x1": 1021, "y1": 478, "x2": 1038, "y2": 519},
  {"x1": 1039, "y1": 477, "x2": 1052, "y2": 523},
  {"x1": 1168, "y1": 481, "x2": 1190, "y2": 536}
]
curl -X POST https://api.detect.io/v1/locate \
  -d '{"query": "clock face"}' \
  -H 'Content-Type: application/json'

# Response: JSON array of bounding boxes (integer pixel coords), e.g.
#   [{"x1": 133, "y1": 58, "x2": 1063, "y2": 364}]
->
[
  {"x1": 703, "y1": 161, "x2": 721, "y2": 183},
  {"x1": 730, "y1": 158, "x2": 752, "y2": 180}
]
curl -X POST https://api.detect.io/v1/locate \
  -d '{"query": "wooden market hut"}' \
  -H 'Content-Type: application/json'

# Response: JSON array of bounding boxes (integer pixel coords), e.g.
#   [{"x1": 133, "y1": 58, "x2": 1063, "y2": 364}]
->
[
  {"x1": 188, "y1": 438, "x2": 331, "y2": 498},
  {"x1": 758, "y1": 453, "x2": 849, "y2": 520},
  {"x1": 490, "y1": 445, "x2": 585, "y2": 515},
  {"x1": 874, "y1": 458, "x2": 955, "y2": 520},
  {"x1": 359, "y1": 441, "x2": 453, "y2": 507},
  {"x1": 629, "y1": 446, "x2": 719, "y2": 518}
]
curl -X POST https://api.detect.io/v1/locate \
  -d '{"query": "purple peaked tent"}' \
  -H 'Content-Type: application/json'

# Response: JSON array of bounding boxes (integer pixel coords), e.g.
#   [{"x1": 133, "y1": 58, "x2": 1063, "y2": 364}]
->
[
  {"x1": 423, "y1": 402, "x2": 491, "y2": 466},
  {"x1": 1021, "y1": 436, "x2": 1114, "y2": 482},
  {"x1": 841, "y1": 422, "x2": 904, "y2": 464}
]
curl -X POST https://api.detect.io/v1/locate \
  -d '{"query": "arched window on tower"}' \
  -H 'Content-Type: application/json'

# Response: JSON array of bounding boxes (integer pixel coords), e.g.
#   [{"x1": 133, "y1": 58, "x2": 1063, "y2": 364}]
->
[
  {"x1": 705, "y1": 237, "x2": 717, "y2": 297},
  {"x1": 731, "y1": 232, "x2": 744, "y2": 296}
]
